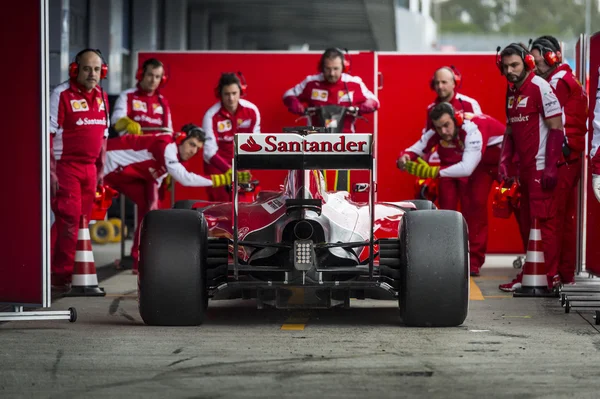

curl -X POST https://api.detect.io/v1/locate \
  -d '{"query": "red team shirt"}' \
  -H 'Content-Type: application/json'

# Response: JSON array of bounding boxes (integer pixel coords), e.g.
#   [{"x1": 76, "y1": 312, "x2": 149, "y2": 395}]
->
[
  {"x1": 282, "y1": 73, "x2": 380, "y2": 132},
  {"x1": 404, "y1": 113, "x2": 504, "y2": 177},
  {"x1": 506, "y1": 73, "x2": 563, "y2": 172},
  {"x1": 50, "y1": 81, "x2": 110, "y2": 163},
  {"x1": 111, "y1": 86, "x2": 173, "y2": 134},
  {"x1": 202, "y1": 99, "x2": 261, "y2": 167},
  {"x1": 104, "y1": 134, "x2": 212, "y2": 187}
]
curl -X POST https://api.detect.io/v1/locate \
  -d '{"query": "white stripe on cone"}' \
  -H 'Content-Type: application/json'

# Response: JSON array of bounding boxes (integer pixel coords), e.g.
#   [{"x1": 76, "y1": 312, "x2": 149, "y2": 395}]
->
[
  {"x1": 525, "y1": 250, "x2": 545, "y2": 264},
  {"x1": 72, "y1": 273, "x2": 99, "y2": 287},
  {"x1": 78, "y1": 228, "x2": 91, "y2": 240},
  {"x1": 522, "y1": 274, "x2": 547, "y2": 287},
  {"x1": 74, "y1": 250, "x2": 95, "y2": 263},
  {"x1": 529, "y1": 228, "x2": 542, "y2": 241}
]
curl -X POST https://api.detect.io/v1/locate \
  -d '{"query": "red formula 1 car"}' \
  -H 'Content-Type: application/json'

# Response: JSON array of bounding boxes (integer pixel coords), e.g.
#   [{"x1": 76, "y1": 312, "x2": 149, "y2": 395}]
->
[{"x1": 137, "y1": 128, "x2": 469, "y2": 327}]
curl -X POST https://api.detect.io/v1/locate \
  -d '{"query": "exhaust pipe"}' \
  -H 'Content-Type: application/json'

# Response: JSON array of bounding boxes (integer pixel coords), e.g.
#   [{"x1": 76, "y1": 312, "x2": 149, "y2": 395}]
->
[{"x1": 293, "y1": 220, "x2": 314, "y2": 240}]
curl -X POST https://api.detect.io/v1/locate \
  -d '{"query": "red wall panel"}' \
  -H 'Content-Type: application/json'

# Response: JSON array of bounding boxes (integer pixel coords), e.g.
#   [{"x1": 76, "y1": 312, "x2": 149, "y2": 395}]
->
[
  {"x1": 138, "y1": 51, "x2": 376, "y2": 206},
  {"x1": 376, "y1": 53, "x2": 522, "y2": 253},
  {"x1": 0, "y1": 0, "x2": 44, "y2": 305},
  {"x1": 586, "y1": 33, "x2": 600, "y2": 275}
]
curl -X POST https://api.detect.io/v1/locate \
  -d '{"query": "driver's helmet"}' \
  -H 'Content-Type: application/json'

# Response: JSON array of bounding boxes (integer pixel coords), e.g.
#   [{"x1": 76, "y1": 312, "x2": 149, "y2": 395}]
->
[{"x1": 283, "y1": 170, "x2": 327, "y2": 199}]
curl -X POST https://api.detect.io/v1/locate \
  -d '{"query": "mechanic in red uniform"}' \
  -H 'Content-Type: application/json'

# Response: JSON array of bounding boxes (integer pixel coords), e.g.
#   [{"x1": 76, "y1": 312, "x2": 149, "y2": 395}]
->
[
  {"x1": 530, "y1": 35, "x2": 588, "y2": 285},
  {"x1": 104, "y1": 124, "x2": 250, "y2": 273},
  {"x1": 283, "y1": 48, "x2": 379, "y2": 132},
  {"x1": 397, "y1": 103, "x2": 504, "y2": 276},
  {"x1": 496, "y1": 43, "x2": 565, "y2": 292},
  {"x1": 424, "y1": 66, "x2": 482, "y2": 132},
  {"x1": 202, "y1": 72, "x2": 260, "y2": 202},
  {"x1": 283, "y1": 48, "x2": 379, "y2": 194},
  {"x1": 49, "y1": 49, "x2": 110, "y2": 288},
  {"x1": 591, "y1": 68, "x2": 600, "y2": 204},
  {"x1": 111, "y1": 58, "x2": 173, "y2": 135}
]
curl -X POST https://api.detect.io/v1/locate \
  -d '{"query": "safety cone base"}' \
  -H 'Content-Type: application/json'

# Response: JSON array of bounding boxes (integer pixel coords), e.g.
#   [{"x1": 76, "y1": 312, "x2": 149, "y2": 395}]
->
[
  {"x1": 513, "y1": 286, "x2": 559, "y2": 298},
  {"x1": 63, "y1": 286, "x2": 106, "y2": 297}
]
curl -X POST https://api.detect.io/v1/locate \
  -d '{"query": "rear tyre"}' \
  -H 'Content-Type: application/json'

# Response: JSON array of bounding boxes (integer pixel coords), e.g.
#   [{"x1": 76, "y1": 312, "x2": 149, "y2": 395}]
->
[
  {"x1": 399, "y1": 210, "x2": 469, "y2": 327},
  {"x1": 138, "y1": 209, "x2": 208, "y2": 326}
]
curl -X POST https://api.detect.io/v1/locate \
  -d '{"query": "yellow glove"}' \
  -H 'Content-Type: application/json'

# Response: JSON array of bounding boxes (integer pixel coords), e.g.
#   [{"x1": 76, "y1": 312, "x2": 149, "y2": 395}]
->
[
  {"x1": 115, "y1": 117, "x2": 142, "y2": 136},
  {"x1": 237, "y1": 170, "x2": 252, "y2": 184},
  {"x1": 211, "y1": 169, "x2": 232, "y2": 188},
  {"x1": 405, "y1": 158, "x2": 440, "y2": 179},
  {"x1": 164, "y1": 174, "x2": 172, "y2": 190}
]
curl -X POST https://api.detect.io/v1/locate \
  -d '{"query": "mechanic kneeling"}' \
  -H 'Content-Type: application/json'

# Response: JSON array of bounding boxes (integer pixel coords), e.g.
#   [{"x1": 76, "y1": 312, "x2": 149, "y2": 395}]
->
[
  {"x1": 397, "y1": 102, "x2": 504, "y2": 276},
  {"x1": 103, "y1": 124, "x2": 251, "y2": 274}
]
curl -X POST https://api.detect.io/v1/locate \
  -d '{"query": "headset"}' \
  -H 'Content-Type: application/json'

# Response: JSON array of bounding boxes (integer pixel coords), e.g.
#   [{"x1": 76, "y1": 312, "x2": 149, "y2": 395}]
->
[
  {"x1": 429, "y1": 65, "x2": 462, "y2": 91},
  {"x1": 214, "y1": 71, "x2": 248, "y2": 98},
  {"x1": 318, "y1": 48, "x2": 351, "y2": 74},
  {"x1": 69, "y1": 48, "x2": 108, "y2": 80},
  {"x1": 136, "y1": 58, "x2": 168, "y2": 87},
  {"x1": 529, "y1": 37, "x2": 562, "y2": 67},
  {"x1": 175, "y1": 123, "x2": 205, "y2": 145},
  {"x1": 496, "y1": 43, "x2": 536, "y2": 73}
]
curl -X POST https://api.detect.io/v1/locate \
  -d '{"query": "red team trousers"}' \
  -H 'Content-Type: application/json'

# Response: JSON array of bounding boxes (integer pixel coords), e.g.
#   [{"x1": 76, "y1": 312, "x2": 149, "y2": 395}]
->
[
  {"x1": 103, "y1": 172, "x2": 159, "y2": 270},
  {"x1": 555, "y1": 156, "x2": 581, "y2": 283},
  {"x1": 51, "y1": 162, "x2": 97, "y2": 283}
]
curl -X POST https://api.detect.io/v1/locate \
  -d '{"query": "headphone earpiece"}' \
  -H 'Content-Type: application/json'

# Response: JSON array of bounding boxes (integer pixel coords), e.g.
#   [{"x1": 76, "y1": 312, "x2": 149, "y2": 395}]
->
[
  {"x1": 531, "y1": 38, "x2": 562, "y2": 67},
  {"x1": 523, "y1": 53, "x2": 536, "y2": 70},
  {"x1": 497, "y1": 43, "x2": 536, "y2": 72},
  {"x1": 454, "y1": 110, "x2": 464, "y2": 127},
  {"x1": 69, "y1": 49, "x2": 108, "y2": 80}
]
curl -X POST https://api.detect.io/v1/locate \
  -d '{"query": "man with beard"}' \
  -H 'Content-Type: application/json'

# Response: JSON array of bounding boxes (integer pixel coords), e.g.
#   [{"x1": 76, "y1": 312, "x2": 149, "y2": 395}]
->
[
  {"x1": 530, "y1": 35, "x2": 588, "y2": 286},
  {"x1": 496, "y1": 43, "x2": 565, "y2": 293}
]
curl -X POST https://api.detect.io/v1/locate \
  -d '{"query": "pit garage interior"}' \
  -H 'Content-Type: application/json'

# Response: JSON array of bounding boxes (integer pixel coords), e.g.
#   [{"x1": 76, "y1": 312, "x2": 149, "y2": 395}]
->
[{"x1": 2, "y1": 0, "x2": 600, "y2": 397}]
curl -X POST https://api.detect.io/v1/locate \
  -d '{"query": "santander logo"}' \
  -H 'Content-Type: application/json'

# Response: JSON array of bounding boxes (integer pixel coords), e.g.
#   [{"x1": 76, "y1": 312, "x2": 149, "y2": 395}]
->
[
  {"x1": 240, "y1": 136, "x2": 263, "y2": 152},
  {"x1": 237, "y1": 133, "x2": 371, "y2": 155}
]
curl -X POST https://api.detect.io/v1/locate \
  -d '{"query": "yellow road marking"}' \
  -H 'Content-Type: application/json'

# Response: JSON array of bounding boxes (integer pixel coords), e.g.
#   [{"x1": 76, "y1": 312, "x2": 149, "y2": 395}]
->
[
  {"x1": 281, "y1": 324, "x2": 306, "y2": 331},
  {"x1": 281, "y1": 312, "x2": 310, "y2": 331},
  {"x1": 470, "y1": 277, "x2": 484, "y2": 301}
]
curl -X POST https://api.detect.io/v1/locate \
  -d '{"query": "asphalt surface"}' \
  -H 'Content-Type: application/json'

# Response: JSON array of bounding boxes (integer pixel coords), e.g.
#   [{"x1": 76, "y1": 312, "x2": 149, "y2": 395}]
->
[{"x1": 1, "y1": 247, "x2": 600, "y2": 399}]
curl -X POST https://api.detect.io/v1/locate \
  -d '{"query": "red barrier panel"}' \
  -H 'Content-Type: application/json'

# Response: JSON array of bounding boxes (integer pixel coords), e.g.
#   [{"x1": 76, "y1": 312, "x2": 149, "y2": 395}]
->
[
  {"x1": 376, "y1": 53, "x2": 522, "y2": 253},
  {"x1": 0, "y1": 0, "x2": 45, "y2": 305},
  {"x1": 139, "y1": 50, "x2": 523, "y2": 253},
  {"x1": 586, "y1": 33, "x2": 600, "y2": 276},
  {"x1": 139, "y1": 51, "x2": 376, "y2": 207}
]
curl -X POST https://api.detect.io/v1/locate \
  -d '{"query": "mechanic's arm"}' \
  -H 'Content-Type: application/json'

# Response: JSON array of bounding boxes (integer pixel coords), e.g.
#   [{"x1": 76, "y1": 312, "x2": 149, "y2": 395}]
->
[
  {"x1": 497, "y1": 125, "x2": 514, "y2": 182},
  {"x1": 397, "y1": 129, "x2": 436, "y2": 169},
  {"x1": 49, "y1": 88, "x2": 63, "y2": 197},
  {"x1": 439, "y1": 125, "x2": 483, "y2": 178},
  {"x1": 540, "y1": 84, "x2": 565, "y2": 190},
  {"x1": 95, "y1": 139, "x2": 107, "y2": 185},
  {"x1": 591, "y1": 69, "x2": 600, "y2": 202},
  {"x1": 283, "y1": 77, "x2": 311, "y2": 115},
  {"x1": 355, "y1": 77, "x2": 380, "y2": 114},
  {"x1": 253, "y1": 107, "x2": 261, "y2": 134},
  {"x1": 201, "y1": 111, "x2": 231, "y2": 173},
  {"x1": 164, "y1": 143, "x2": 214, "y2": 187}
]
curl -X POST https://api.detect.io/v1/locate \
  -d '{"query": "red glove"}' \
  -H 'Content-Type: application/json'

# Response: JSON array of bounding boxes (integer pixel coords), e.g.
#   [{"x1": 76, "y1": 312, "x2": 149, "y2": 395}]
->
[
  {"x1": 498, "y1": 133, "x2": 514, "y2": 183},
  {"x1": 283, "y1": 96, "x2": 306, "y2": 115},
  {"x1": 542, "y1": 128, "x2": 564, "y2": 190},
  {"x1": 209, "y1": 153, "x2": 232, "y2": 173},
  {"x1": 95, "y1": 139, "x2": 107, "y2": 185},
  {"x1": 358, "y1": 99, "x2": 379, "y2": 114},
  {"x1": 50, "y1": 136, "x2": 58, "y2": 197}
]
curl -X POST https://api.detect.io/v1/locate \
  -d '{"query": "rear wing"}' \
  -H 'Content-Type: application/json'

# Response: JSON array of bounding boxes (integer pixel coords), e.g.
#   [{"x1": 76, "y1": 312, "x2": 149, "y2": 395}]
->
[{"x1": 234, "y1": 133, "x2": 373, "y2": 170}]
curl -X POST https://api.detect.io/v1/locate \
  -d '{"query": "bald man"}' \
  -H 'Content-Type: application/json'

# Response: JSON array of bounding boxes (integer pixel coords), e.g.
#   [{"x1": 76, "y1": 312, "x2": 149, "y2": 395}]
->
[{"x1": 49, "y1": 48, "x2": 110, "y2": 289}]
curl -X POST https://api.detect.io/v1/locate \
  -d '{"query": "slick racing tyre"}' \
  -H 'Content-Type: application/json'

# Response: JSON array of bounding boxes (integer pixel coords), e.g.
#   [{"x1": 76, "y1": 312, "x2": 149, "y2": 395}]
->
[
  {"x1": 90, "y1": 220, "x2": 115, "y2": 244},
  {"x1": 407, "y1": 199, "x2": 437, "y2": 210},
  {"x1": 399, "y1": 210, "x2": 469, "y2": 327},
  {"x1": 138, "y1": 209, "x2": 208, "y2": 326}
]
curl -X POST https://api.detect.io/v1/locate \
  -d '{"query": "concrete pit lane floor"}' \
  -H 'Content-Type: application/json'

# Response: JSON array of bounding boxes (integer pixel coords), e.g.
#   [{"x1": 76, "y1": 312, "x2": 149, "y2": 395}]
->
[{"x1": 1, "y1": 244, "x2": 600, "y2": 398}]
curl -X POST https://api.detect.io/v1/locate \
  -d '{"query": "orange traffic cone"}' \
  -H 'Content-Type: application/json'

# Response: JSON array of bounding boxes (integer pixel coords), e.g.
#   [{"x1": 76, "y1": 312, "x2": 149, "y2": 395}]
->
[
  {"x1": 63, "y1": 215, "x2": 106, "y2": 297},
  {"x1": 513, "y1": 218, "x2": 555, "y2": 297}
]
